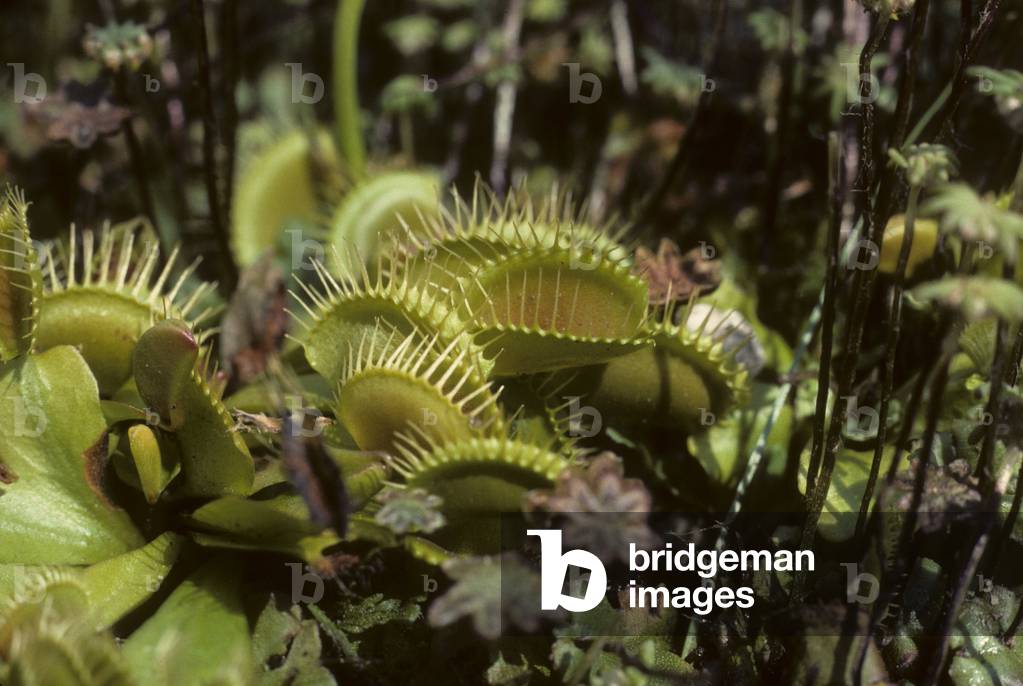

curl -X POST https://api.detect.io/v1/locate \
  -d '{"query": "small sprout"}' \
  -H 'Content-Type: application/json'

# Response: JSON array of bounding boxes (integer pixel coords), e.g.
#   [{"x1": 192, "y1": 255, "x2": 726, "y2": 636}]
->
[
  {"x1": 857, "y1": 0, "x2": 916, "y2": 18},
  {"x1": 374, "y1": 487, "x2": 446, "y2": 535},
  {"x1": 382, "y1": 15, "x2": 440, "y2": 57},
  {"x1": 969, "y1": 66, "x2": 1023, "y2": 132},
  {"x1": 888, "y1": 144, "x2": 958, "y2": 188},
  {"x1": 911, "y1": 276, "x2": 1023, "y2": 324},
  {"x1": 381, "y1": 75, "x2": 438, "y2": 115},
  {"x1": 923, "y1": 183, "x2": 1023, "y2": 262},
  {"x1": 83, "y1": 21, "x2": 154, "y2": 72},
  {"x1": 747, "y1": 8, "x2": 809, "y2": 55},
  {"x1": 428, "y1": 555, "x2": 543, "y2": 640}
]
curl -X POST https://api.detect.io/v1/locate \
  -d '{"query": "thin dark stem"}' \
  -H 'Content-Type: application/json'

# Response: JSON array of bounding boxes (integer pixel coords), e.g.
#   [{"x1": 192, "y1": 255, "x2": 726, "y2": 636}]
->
[
  {"x1": 975, "y1": 293, "x2": 1010, "y2": 489},
  {"x1": 990, "y1": 447, "x2": 1022, "y2": 600},
  {"x1": 115, "y1": 74, "x2": 162, "y2": 251},
  {"x1": 851, "y1": 0, "x2": 932, "y2": 542},
  {"x1": 190, "y1": 0, "x2": 237, "y2": 291},
  {"x1": 923, "y1": 510, "x2": 996, "y2": 686},
  {"x1": 1005, "y1": 461, "x2": 1023, "y2": 638},
  {"x1": 980, "y1": 152, "x2": 1023, "y2": 575},
  {"x1": 855, "y1": 186, "x2": 921, "y2": 539},
  {"x1": 760, "y1": 0, "x2": 802, "y2": 257},
  {"x1": 638, "y1": 0, "x2": 726, "y2": 228},
  {"x1": 1010, "y1": 324, "x2": 1023, "y2": 386},
  {"x1": 805, "y1": 134, "x2": 843, "y2": 499},
  {"x1": 854, "y1": 326, "x2": 956, "y2": 685},
  {"x1": 888, "y1": 0, "x2": 931, "y2": 153},
  {"x1": 221, "y1": 0, "x2": 240, "y2": 219},
  {"x1": 488, "y1": 0, "x2": 526, "y2": 196},
  {"x1": 798, "y1": 11, "x2": 891, "y2": 561},
  {"x1": 925, "y1": 0, "x2": 1003, "y2": 142}
]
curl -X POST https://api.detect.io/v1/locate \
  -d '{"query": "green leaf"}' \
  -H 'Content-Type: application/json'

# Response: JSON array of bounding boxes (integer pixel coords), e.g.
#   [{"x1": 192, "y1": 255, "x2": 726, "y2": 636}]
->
[
  {"x1": 441, "y1": 20, "x2": 477, "y2": 53},
  {"x1": 968, "y1": 66, "x2": 1023, "y2": 131},
  {"x1": 911, "y1": 276, "x2": 1023, "y2": 324},
  {"x1": 526, "y1": 0, "x2": 566, "y2": 23},
  {"x1": 122, "y1": 557, "x2": 254, "y2": 686},
  {"x1": 797, "y1": 445, "x2": 894, "y2": 541},
  {"x1": 186, "y1": 493, "x2": 339, "y2": 564},
  {"x1": 127, "y1": 424, "x2": 178, "y2": 503},
  {"x1": 340, "y1": 593, "x2": 421, "y2": 634},
  {"x1": 383, "y1": 15, "x2": 439, "y2": 57},
  {"x1": 687, "y1": 382, "x2": 794, "y2": 489},
  {"x1": 380, "y1": 75, "x2": 437, "y2": 115},
  {"x1": 923, "y1": 183, "x2": 1023, "y2": 262},
  {"x1": 0, "y1": 346, "x2": 143, "y2": 564},
  {"x1": 639, "y1": 48, "x2": 705, "y2": 108},
  {"x1": 80, "y1": 532, "x2": 184, "y2": 629},
  {"x1": 133, "y1": 321, "x2": 254, "y2": 497},
  {"x1": 253, "y1": 596, "x2": 336, "y2": 686},
  {"x1": 0, "y1": 187, "x2": 41, "y2": 362},
  {"x1": 748, "y1": 8, "x2": 809, "y2": 54}
]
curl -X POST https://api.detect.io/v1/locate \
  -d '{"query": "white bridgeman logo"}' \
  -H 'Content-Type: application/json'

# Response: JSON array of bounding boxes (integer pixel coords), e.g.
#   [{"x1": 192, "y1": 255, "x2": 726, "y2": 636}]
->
[{"x1": 527, "y1": 529, "x2": 607, "y2": 612}]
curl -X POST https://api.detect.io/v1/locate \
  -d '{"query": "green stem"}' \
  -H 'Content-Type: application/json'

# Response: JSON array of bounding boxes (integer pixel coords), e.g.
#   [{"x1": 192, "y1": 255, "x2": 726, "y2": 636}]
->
[
  {"x1": 334, "y1": 0, "x2": 368, "y2": 180},
  {"x1": 904, "y1": 84, "x2": 950, "y2": 147},
  {"x1": 398, "y1": 111, "x2": 414, "y2": 162}
]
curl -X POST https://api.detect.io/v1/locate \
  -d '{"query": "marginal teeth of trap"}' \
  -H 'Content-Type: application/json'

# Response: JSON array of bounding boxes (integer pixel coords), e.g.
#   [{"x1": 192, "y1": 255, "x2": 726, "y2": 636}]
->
[
  {"x1": 40, "y1": 224, "x2": 219, "y2": 327},
  {"x1": 31, "y1": 224, "x2": 219, "y2": 395},
  {"x1": 384, "y1": 178, "x2": 635, "y2": 292},
  {"x1": 336, "y1": 321, "x2": 504, "y2": 453},
  {"x1": 388, "y1": 434, "x2": 571, "y2": 508},
  {"x1": 290, "y1": 242, "x2": 493, "y2": 381}
]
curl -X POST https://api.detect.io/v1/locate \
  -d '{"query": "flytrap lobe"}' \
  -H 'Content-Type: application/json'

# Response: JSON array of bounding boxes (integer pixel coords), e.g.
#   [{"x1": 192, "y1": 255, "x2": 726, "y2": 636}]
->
[
  {"x1": 551, "y1": 293, "x2": 752, "y2": 432},
  {"x1": 0, "y1": 188, "x2": 41, "y2": 362},
  {"x1": 289, "y1": 245, "x2": 484, "y2": 383},
  {"x1": 35, "y1": 223, "x2": 219, "y2": 396},
  {"x1": 389, "y1": 428, "x2": 573, "y2": 555},
  {"x1": 336, "y1": 320, "x2": 503, "y2": 453},
  {"x1": 388, "y1": 179, "x2": 630, "y2": 291}
]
